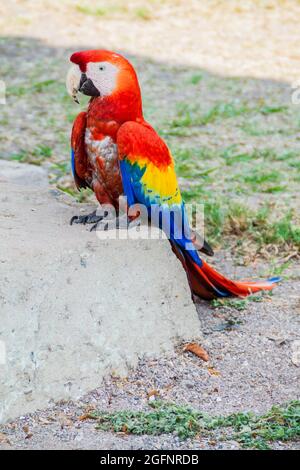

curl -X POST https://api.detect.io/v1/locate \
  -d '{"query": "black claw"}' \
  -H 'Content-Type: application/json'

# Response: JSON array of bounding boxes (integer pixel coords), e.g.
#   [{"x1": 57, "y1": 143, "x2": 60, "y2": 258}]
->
[
  {"x1": 90, "y1": 223, "x2": 98, "y2": 232},
  {"x1": 70, "y1": 215, "x2": 79, "y2": 225},
  {"x1": 201, "y1": 239, "x2": 214, "y2": 257},
  {"x1": 70, "y1": 214, "x2": 89, "y2": 225},
  {"x1": 90, "y1": 222, "x2": 109, "y2": 232}
]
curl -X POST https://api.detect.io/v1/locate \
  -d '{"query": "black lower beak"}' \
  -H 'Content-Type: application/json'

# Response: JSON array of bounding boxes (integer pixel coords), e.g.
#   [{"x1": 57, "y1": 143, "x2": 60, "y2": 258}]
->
[{"x1": 79, "y1": 73, "x2": 100, "y2": 97}]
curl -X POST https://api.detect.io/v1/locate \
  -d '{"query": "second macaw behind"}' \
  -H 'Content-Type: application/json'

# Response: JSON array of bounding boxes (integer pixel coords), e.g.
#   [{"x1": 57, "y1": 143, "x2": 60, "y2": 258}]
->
[{"x1": 67, "y1": 49, "x2": 279, "y2": 300}]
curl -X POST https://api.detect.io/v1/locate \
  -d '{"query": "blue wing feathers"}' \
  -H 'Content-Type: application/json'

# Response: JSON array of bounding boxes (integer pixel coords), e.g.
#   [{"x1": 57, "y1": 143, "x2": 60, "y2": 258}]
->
[
  {"x1": 71, "y1": 149, "x2": 75, "y2": 177},
  {"x1": 120, "y1": 159, "x2": 205, "y2": 268},
  {"x1": 119, "y1": 160, "x2": 137, "y2": 207}
]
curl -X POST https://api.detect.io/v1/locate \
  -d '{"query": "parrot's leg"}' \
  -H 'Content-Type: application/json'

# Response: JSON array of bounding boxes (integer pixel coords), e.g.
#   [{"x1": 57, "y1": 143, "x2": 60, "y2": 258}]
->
[{"x1": 70, "y1": 210, "x2": 105, "y2": 226}]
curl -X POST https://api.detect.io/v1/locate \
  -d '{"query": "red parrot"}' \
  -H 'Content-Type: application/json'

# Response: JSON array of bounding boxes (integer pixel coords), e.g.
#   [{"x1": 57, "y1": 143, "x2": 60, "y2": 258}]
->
[
  {"x1": 67, "y1": 50, "x2": 279, "y2": 299},
  {"x1": 67, "y1": 50, "x2": 213, "y2": 254}
]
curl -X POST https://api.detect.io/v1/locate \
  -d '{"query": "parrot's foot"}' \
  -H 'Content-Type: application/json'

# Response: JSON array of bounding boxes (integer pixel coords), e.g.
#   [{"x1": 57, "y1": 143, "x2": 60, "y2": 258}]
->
[
  {"x1": 90, "y1": 214, "x2": 131, "y2": 232},
  {"x1": 70, "y1": 210, "x2": 104, "y2": 226}
]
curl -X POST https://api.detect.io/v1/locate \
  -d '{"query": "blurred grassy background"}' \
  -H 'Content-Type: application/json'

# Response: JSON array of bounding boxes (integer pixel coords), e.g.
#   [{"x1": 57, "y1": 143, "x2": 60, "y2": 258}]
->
[{"x1": 0, "y1": 0, "x2": 299, "y2": 272}]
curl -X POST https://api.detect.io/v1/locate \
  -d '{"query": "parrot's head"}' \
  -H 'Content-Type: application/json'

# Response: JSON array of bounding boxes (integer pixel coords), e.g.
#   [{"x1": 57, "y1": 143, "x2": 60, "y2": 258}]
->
[{"x1": 66, "y1": 49, "x2": 141, "y2": 105}]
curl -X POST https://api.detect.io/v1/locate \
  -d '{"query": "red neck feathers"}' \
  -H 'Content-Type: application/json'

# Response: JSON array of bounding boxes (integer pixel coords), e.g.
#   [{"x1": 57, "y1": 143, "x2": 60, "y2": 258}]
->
[{"x1": 88, "y1": 88, "x2": 143, "y2": 124}]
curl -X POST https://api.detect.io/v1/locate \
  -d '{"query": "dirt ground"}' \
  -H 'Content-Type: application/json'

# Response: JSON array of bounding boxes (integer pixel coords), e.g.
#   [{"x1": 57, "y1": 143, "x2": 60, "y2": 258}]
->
[{"x1": 0, "y1": 0, "x2": 299, "y2": 450}]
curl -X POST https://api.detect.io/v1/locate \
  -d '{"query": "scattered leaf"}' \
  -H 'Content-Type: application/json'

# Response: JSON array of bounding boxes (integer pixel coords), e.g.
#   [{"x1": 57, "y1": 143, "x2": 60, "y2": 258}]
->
[
  {"x1": 0, "y1": 432, "x2": 10, "y2": 445},
  {"x1": 22, "y1": 426, "x2": 33, "y2": 439},
  {"x1": 78, "y1": 413, "x2": 98, "y2": 421},
  {"x1": 183, "y1": 342, "x2": 209, "y2": 361},
  {"x1": 56, "y1": 412, "x2": 73, "y2": 428},
  {"x1": 147, "y1": 389, "x2": 160, "y2": 398},
  {"x1": 78, "y1": 414, "x2": 89, "y2": 421},
  {"x1": 207, "y1": 367, "x2": 221, "y2": 376},
  {"x1": 121, "y1": 424, "x2": 128, "y2": 433},
  {"x1": 38, "y1": 417, "x2": 52, "y2": 425}
]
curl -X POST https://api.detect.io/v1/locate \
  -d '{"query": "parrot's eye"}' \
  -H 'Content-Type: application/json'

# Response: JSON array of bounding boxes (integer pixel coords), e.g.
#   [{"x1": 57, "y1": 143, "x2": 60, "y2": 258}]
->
[{"x1": 99, "y1": 65, "x2": 105, "y2": 71}]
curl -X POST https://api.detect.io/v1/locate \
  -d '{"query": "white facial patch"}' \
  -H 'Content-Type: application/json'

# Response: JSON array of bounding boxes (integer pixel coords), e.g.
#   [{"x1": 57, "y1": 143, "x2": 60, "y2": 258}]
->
[{"x1": 86, "y1": 61, "x2": 119, "y2": 96}]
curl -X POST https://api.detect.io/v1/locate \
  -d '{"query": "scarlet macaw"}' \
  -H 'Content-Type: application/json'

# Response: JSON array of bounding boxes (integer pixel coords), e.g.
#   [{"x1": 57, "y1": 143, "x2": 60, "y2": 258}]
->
[{"x1": 67, "y1": 50, "x2": 279, "y2": 299}]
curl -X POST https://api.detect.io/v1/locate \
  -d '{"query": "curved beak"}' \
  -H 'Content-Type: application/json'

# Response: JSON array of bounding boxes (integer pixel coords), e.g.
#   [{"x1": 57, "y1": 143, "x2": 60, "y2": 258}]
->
[
  {"x1": 66, "y1": 65, "x2": 100, "y2": 103},
  {"x1": 78, "y1": 73, "x2": 100, "y2": 97}
]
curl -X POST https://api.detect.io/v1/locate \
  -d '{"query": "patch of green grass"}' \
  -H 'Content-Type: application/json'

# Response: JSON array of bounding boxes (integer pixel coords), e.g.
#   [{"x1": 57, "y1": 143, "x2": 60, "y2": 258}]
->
[
  {"x1": 168, "y1": 101, "x2": 288, "y2": 132},
  {"x1": 243, "y1": 169, "x2": 281, "y2": 185},
  {"x1": 6, "y1": 85, "x2": 27, "y2": 97},
  {"x1": 179, "y1": 194, "x2": 229, "y2": 244},
  {"x1": 274, "y1": 150, "x2": 299, "y2": 161},
  {"x1": 221, "y1": 401, "x2": 300, "y2": 449},
  {"x1": 260, "y1": 105, "x2": 288, "y2": 115},
  {"x1": 169, "y1": 103, "x2": 197, "y2": 128},
  {"x1": 181, "y1": 185, "x2": 207, "y2": 203},
  {"x1": 181, "y1": 193, "x2": 227, "y2": 244},
  {"x1": 267, "y1": 260, "x2": 292, "y2": 278},
  {"x1": 222, "y1": 147, "x2": 299, "y2": 165},
  {"x1": 75, "y1": 2, "x2": 131, "y2": 17},
  {"x1": 203, "y1": 199, "x2": 225, "y2": 243},
  {"x1": 205, "y1": 200, "x2": 255, "y2": 245},
  {"x1": 240, "y1": 122, "x2": 276, "y2": 136},
  {"x1": 31, "y1": 79, "x2": 56, "y2": 93},
  {"x1": 262, "y1": 185, "x2": 287, "y2": 194},
  {"x1": 170, "y1": 102, "x2": 249, "y2": 129},
  {"x1": 173, "y1": 147, "x2": 218, "y2": 178},
  {"x1": 231, "y1": 206, "x2": 300, "y2": 250},
  {"x1": 91, "y1": 400, "x2": 300, "y2": 449},
  {"x1": 211, "y1": 292, "x2": 267, "y2": 311},
  {"x1": 160, "y1": 127, "x2": 194, "y2": 137},
  {"x1": 213, "y1": 316, "x2": 244, "y2": 331},
  {"x1": 211, "y1": 298, "x2": 247, "y2": 311},
  {"x1": 180, "y1": 190, "x2": 300, "y2": 252},
  {"x1": 221, "y1": 146, "x2": 254, "y2": 165},
  {"x1": 189, "y1": 74, "x2": 203, "y2": 85},
  {"x1": 7, "y1": 79, "x2": 56, "y2": 97},
  {"x1": 174, "y1": 146, "x2": 299, "y2": 186},
  {"x1": 56, "y1": 184, "x2": 93, "y2": 203},
  {"x1": 10, "y1": 145, "x2": 52, "y2": 165},
  {"x1": 254, "y1": 211, "x2": 300, "y2": 248},
  {"x1": 95, "y1": 402, "x2": 200, "y2": 439},
  {"x1": 234, "y1": 167, "x2": 287, "y2": 193},
  {"x1": 289, "y1": 160, "x2": 300, "y2": 170},
  {"x1": 75, "y1": 5, "x2": 107, "y2": 16},
  {"x1": 134, "y1": 7, "x2": 153, "y2": 20},
  {"x1": 200, "y1": 102, "x2": 250, "y2": 124},
  {"x1": 66, "y1": 110, "x2": 78, "y2": 124},
  {"x1": 49, "y1": 161, "x2": 70, "y2": 180}
]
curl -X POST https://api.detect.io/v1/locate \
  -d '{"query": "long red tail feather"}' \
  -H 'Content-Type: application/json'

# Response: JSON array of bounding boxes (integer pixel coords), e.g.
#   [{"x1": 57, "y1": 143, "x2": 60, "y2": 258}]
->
[{"x1": 171, "y1": 242, "x2": 280, "y2": 299}]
